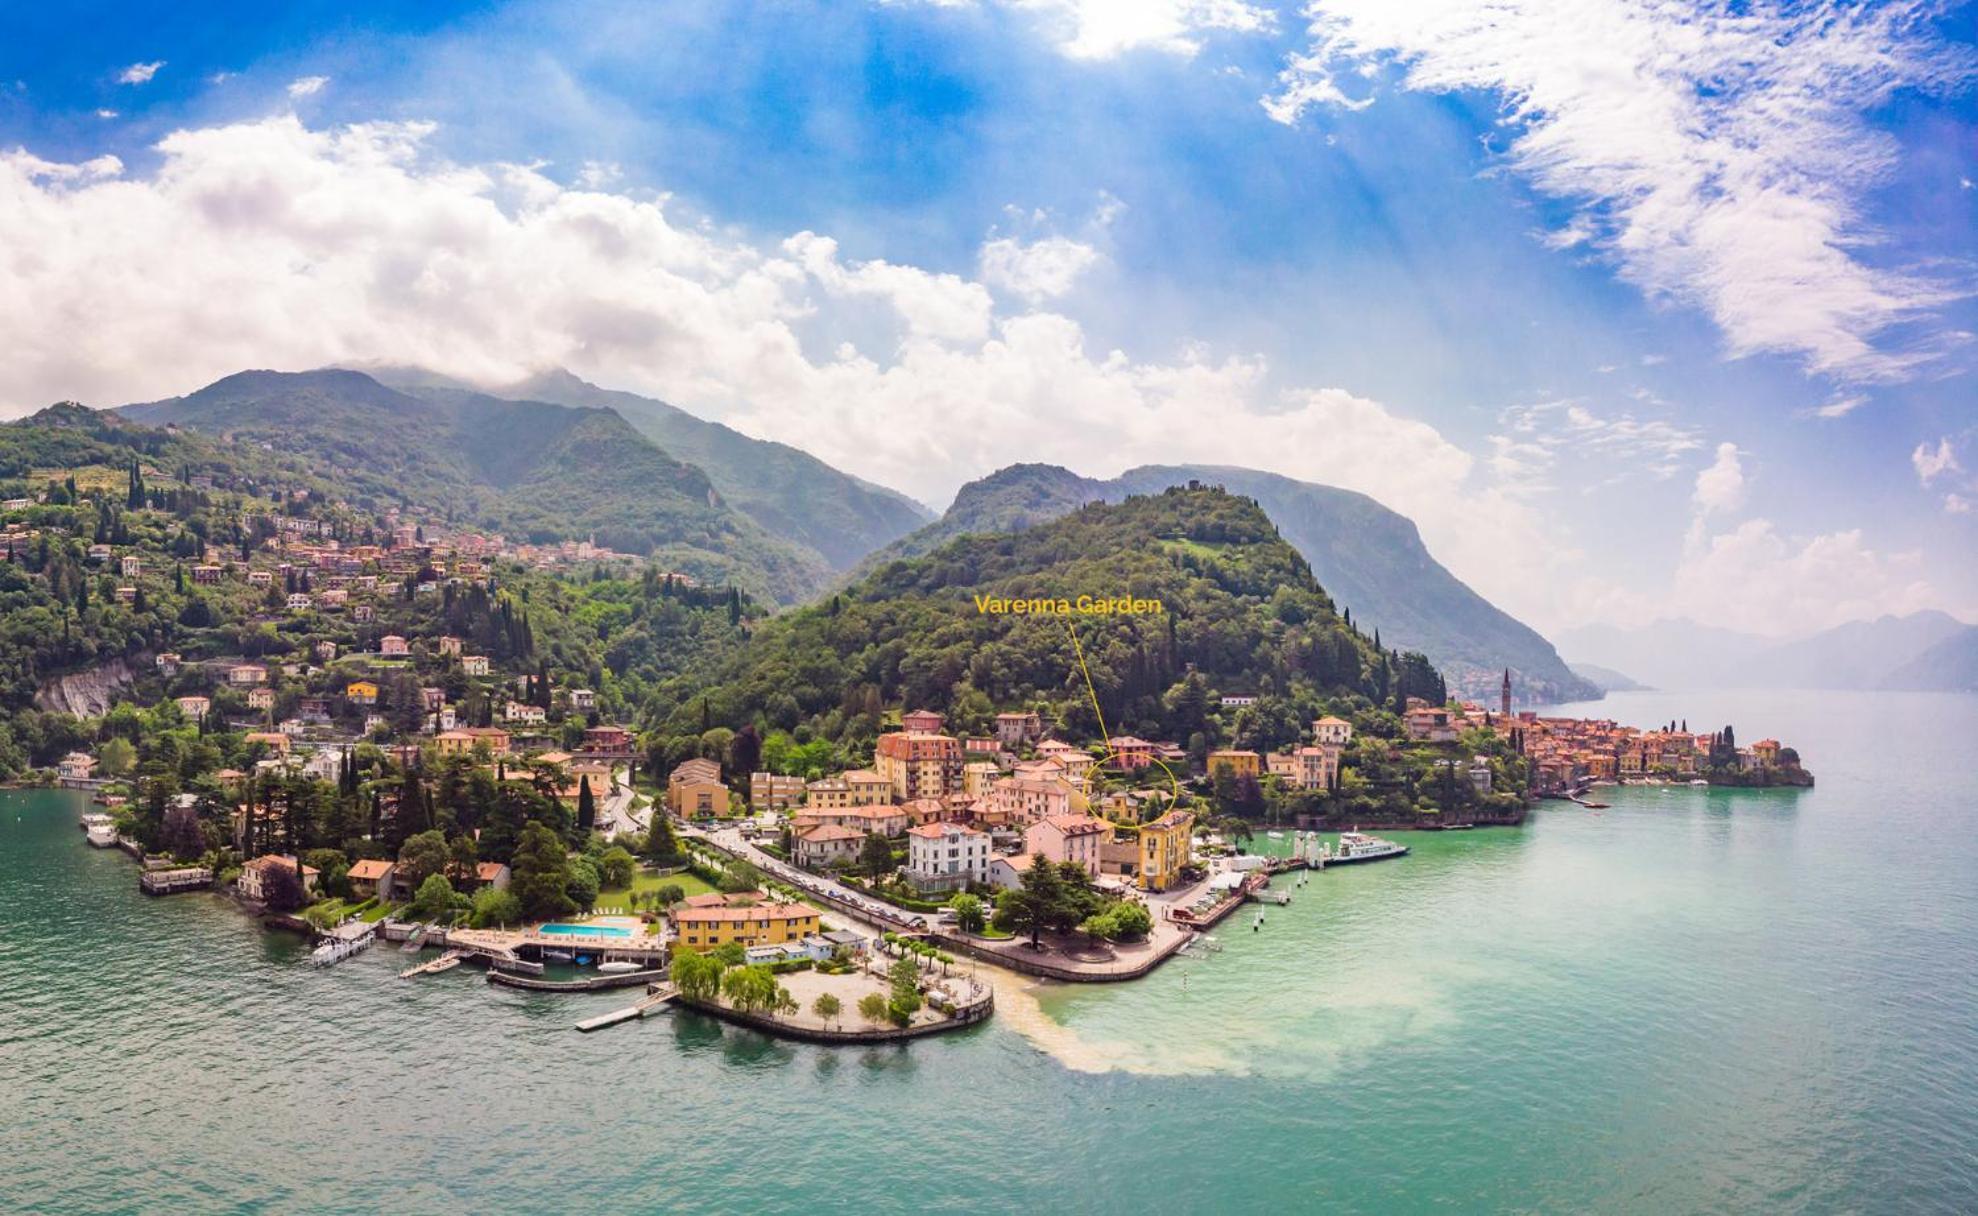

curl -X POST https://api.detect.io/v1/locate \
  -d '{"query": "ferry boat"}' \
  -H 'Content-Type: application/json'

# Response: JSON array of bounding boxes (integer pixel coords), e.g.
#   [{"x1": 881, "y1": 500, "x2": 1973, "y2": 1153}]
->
[{"x1": 1328, "y1": 832, "x2": 1409, "y2": 865}]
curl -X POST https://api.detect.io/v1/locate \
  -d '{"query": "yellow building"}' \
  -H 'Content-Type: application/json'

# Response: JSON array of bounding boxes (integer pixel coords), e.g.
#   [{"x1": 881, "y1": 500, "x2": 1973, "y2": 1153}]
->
[
  {"x1": 345, "y1": 680, "x2": 380, "y2": 705},
  {"x1": 668, "y1": 757, "x2": 729, "y2": 818},
  {"x1": 670, "y1": 902, "x2": 820, "y2": 951},
  {"x1": 1138, "y1": 809, "x2": 1194, "y2": 892},
  {"x1": 1206, "y1": 750, "x2": 1261, "y2": 779}
]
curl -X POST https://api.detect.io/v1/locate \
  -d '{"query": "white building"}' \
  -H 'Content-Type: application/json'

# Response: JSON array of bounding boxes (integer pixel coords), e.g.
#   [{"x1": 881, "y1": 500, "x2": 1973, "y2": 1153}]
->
[{"x1": 904, "y1": 821, "x2": 990, "y2": 892}]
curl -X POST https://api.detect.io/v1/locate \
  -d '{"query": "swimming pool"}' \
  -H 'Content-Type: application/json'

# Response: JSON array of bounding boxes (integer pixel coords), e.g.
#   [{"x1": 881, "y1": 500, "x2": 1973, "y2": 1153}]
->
[{"x1": 536, "y1": 923, "x2": 633, "y2": 938}]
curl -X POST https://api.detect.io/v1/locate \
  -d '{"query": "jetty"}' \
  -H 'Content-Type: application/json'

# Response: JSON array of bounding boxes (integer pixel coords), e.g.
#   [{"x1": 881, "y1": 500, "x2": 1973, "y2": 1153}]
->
[
  {"x1": 488, "y1": 967, "x2": 667, "y2": 993},
  {"x1": 400, "y1": 949, "x2": 465, "y2": 979},
  {"x1": 575, "y1": 983, "x2": 679, "y2": 1033},
  {"x1": 139, "y1": 867, "x2": 213, "y2": 895}
]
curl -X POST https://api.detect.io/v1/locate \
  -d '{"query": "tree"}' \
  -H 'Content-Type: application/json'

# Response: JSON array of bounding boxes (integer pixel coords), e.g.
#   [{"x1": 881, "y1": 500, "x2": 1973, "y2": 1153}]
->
[
  {"x1": 812, "y1": 993, "x2": 842, "y2": 1027},
  {"x1": 448, "y1": 833, "x2": 479, "y2": 884},
  {"x1": 98, "y1": 736, "x2": 136, "y2": 777},
  {"x1": 718, "y1": 860, "x2": 762, "y2": 894},
  {"x1": 643, "y1": 812, "x2": 683, "y2": 865},
  {"x1": 720, "y1": 963, "x2": 781, "y2": 1013},
  {"x1": 858, "y1": 832, "x2": 895, "y2": 878},
  {"x1": 469, "y1": 886, "x2": 522, "y2": 928},
  {"x1": 510, "y1": 821, "x2": 576, "y2": 921},
  {"x1": 887, "y1": 957, "x2": 923, "y2": 1027},
  {"x1": 409, "y1": 873, "x2": 457, "y2": 922},
  {"x1": 712, "y1": 941, "x2": 747, "y2": 968},
  {"x1": 857, "y1": 992, "x2": 889, "y2": 1024},
  {"x1": 564, "y1": 854, "x2": 601, "y2": 910},
  {"x1": 396, "y1": 830, "x2": 451, "y2": 888},
  {"x1": 597, "y1": 845, "x2": 636, "y2": 889},
  {"x1": 653, "y1": 883, "x2": 685, "y2": 909},
  {"x1": 670, "y1": 948, "x2": 722, "y2": 1002},
  {"x1": 575, "y1": 775, "x2": 596, "y2": 835},
  {"x1": 260, "y1": 860, "x2": 307, "y2": 913},
  {"x1": 950, "y1": 892, "x2": 986, "y2": 934}
]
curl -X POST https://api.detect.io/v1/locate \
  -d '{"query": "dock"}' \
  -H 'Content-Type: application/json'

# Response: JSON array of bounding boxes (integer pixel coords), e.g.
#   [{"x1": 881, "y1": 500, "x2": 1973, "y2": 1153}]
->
[
  {"x1": 139, "y1": 867, "x2": 214, "y2": 895},
  {"x1": 487, "y1": 967, "x2": 667, "y2": 993},
  {"x1": 575, "y1": 984, "x2": 678, "y2": 1033},
  {"x1": 399, "y1": 949, "x2": 466, "y2": 979}
]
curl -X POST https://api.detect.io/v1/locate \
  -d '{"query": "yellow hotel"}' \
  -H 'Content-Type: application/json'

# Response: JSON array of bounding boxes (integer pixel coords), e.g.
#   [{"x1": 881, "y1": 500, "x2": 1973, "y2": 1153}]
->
[
  {"x1": 670, "y1": 902, "x2": 820, "y2": 951},
  {"x1": 1138, "y1": 810, "x2": 1195, "y2": 892}
]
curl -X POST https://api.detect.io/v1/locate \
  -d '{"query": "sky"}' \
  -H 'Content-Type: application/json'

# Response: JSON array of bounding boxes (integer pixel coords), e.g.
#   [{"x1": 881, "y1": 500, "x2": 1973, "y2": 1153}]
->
[{"x1": 0, "y1": 0, "x2": 1973, "y2": 640}]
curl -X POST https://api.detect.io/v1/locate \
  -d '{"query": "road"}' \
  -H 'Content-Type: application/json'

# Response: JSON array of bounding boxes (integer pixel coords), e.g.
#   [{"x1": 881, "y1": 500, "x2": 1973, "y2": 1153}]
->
[{"x1": 696, "y1": 825, "x2": 921, "y2": 939}]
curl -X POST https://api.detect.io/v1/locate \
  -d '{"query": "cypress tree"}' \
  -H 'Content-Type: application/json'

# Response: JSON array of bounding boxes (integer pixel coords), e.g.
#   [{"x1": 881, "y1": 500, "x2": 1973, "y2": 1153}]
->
[{"x1": 576, "y1": 775, "x2": 596, "y2": 835}]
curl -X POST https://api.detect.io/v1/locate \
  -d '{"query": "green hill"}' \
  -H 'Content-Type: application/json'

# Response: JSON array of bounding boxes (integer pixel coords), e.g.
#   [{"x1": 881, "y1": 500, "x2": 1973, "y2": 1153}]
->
[
  {"x1": 648, "y1": 485, "x2": 1447, "y2": 757},
  {"x1": 364, "y1": 367, "x2": 932, "y2": 572},
  {"x1": 872, "y1": 462, "x2": 1597, "y2": 705},
  {"x1": 117, "y1": 370, "x2": 827, "y2": 603}
]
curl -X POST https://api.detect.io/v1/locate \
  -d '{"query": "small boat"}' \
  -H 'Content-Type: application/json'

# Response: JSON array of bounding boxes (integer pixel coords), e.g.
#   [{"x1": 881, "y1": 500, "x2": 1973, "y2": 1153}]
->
[
  {"x1": 428, "y1": 955, "x2": 461, "y2": 974},
  {"x1": 575, "y1": 954, "x2": 594, "y2": 967},
  {"x1": 543, "y1": 949, "x2": 574, "y2": 963},
  {"x1": 597, "y1": 960, "x2": 641, "y2": 975},
  {"x1": 1689, "y1": 779, "x2": 1710, "y2": 787},
  {"x1": 1266, "y1": 831, "x2": 1285, "y2": 839}
]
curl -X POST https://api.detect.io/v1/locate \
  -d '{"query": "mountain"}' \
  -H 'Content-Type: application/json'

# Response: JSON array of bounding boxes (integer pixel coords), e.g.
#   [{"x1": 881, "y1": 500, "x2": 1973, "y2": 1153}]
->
[
  {"x1": 650, "y1": 485, "x2": 1449, "y2": 762},
  {"x1": 1569, "y1": 662, "x2": 1648, "y2": 693},
  {"x1": 366, "y1": 367, "x2": 932, "y2": 571},
  {"x1": 1559, "y1": 611, "x2": 1973, "y2": 691},
  {"x1": 1881, "y1": 627, "x2": 1978, "y2": 692},
  {"x1": 117, "y1": 369, "x2": 828, "y2": 602},
  {"x1": 868, "y1": 462, "x2": 1597, "y2": 705}
]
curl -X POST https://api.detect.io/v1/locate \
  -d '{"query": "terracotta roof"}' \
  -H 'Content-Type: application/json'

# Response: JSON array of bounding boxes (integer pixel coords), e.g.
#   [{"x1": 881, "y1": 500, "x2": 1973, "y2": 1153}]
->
[
  {"x1": 907, "y1": 821, "x2": 984, "y2": 839},
  {"x1": 476, "y1": 862, "x2": 508, "y2": 880},
  {"x1": 797, "y1": 824, "x2": 866, "y2": 842},
  {"x1": 671, "y1": 901, "x2": 817, "y2": 924},
  {"x1": 1038, "y1": 814, "x2": 1110, "y2": 837},
  {"x1": 347, "y1": 859, "x2": 393, "y2": 880}
]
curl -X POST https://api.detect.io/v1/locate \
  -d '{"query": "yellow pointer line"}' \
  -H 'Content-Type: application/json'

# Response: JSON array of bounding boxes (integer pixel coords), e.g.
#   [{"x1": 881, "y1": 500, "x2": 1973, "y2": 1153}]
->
[{"x1": 1064, "y1": 619, "x2": 1111, "y2": 745}]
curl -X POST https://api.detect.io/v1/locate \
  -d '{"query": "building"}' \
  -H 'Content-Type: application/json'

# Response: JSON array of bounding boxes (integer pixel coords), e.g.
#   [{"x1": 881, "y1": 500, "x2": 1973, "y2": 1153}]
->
[
  {"x1": 346, "y1": 858, "x2": 396, "y2": 901},
  {"x1": 904, "y1": 821, "x2": 990, "y2": 891},
  {"x1": 1207, "y1": 750, "x2": 1261, "y2": 779},
  {"x1": 569, "y1": 688, "x2": 596, "y2": 712},
  {"x1": 345, "y1": 680, "x2": 380, "y2": 706},
  {"x1": 994, "y1": 710, "x2": 1043, "y2": 747},
  {"x1": 1220, "y1": 694, "x2": 1257, "y2": 708},
  {"x1": 1106, "y1": 736, "x2": 1159, "y2": 770},
  {"x1": 1024, "y1": 814, "x2": 1111, "y2": 878},
  {"x1": 963, "y1": 760, "x2": 1003, "y2": 799},
  {"x1": 581, "y1": 725, "x2": 633, "y2": 754},
  {"x1": 874, "y1": 731, "x2": 963, "y2": 799},
  {"x1": 669, "y1": 901, "x2": 820, "y2": 951},
  {"x1": 237, "y1": 854, "x2": 320, "y2": 903},
  {"x1": 379, "y1": 635, "x2": 410, "y2": 657},
  {"x1": 1404, "y1": 706, "x2": 1459, "y2": 744},
  {"x1": 191, "y1": 564, "x2": 223, "y2": 584},
  {"x1": 807, "y1": 769, "x2": 893, "y2": 809},
  {"x1": 433, "y1": 727, "x2": 510, "y2": 757},
  {"x1": 243, "y1": 731, "x2": 291, "y2": 755},
  {"x1": 227, "y1": 664, "x2": 267, "y2": 686},
  {"x1": 57, "y1": 752, "x2": 98, "y2": 785},
  {"x1": 469, "y1": 862, "x2": 512, "y2": 892},
  {"x1": 981, "y1": 774, "x2": 1085, "y2": 827},
  {"x1": 461, "y1": 655, "x2": 490, "y2": 676},
  {"x1": 1137, "y1": 810, "x2": 1195, "y2": 892},
  {"x1": 176, "y1": 695, "x2": 211, "y2": 719},
  {"x1": 750, "y1": 771, "x2": 806, "y2": 810},
  {"x1": 1312, "y1": 716, "x2": 1353, "y2": 746},
  {"x1": 286, "y1": 593, "x2": 313, "y2": 612},
  {"x1": 1291, "y1": 746, "x2": 1340, "y2": 791},
  {"x1": 900, "y1": 707, "x2": 945, "y2": 734},
  {"x1": 504, "y1": 701, "x2": 547, "y2": 725},
  {"x1": 793, "y1": 824, "x2": 866, "y2": 870},
  {"x1": 436, "y1": 635, "x2": 462, "y2": 657},
  {"x1": 792, "y1": 804, "x2": 909, "y2": 838},
  {"x1": 247, "y1": 687, "x2": 275, "y2": 711},
  {"x1": 668, "y1": 757, "x2": 727, "y2": 819}
]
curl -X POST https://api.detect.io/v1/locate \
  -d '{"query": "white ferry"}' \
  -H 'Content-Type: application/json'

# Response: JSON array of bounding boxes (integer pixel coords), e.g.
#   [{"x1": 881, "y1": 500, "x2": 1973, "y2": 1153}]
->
[{"x1": 1329, "y1": 832, "x2": 1408, "y2": 865}]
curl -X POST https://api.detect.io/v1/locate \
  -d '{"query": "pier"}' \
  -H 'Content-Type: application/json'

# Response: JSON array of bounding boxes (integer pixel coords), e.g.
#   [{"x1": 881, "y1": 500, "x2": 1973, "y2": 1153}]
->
[
  {"x1": 139, "y1": 867, "x2": 213, "y2": 895},
  {"x1": 487, "y1": 967, "x2": 668, "y2": 993},
  {"x1": 574, "y1": 984, "x2": 679, "y2": 1033}
]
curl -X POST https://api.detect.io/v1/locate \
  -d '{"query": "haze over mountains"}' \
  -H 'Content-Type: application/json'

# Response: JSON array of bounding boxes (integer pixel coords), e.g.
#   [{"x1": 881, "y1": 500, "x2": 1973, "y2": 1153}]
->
[
  {"x1": 1560, "y1": 612, "x2": 1978, "y2": 693},
  {"x1": 865, "y1": 462, "x2": 1599, "y2": 705}
]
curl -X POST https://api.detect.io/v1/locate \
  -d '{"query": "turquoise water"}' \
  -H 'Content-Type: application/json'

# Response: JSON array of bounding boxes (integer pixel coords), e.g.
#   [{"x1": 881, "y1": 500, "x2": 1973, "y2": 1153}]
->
[
  {"x1": 536, "y1": 922, "x2": 633, "y2": 937},
  {"x1": 2, "y1": 690, "x2": 1975, "y2": 1214}
]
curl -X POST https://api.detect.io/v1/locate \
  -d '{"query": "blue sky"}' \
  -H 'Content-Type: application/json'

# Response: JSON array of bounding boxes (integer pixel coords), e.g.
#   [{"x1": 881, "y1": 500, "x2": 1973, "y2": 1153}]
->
[{"x1": 0, "y1": 0, "x2": 1972, "y2": 638}]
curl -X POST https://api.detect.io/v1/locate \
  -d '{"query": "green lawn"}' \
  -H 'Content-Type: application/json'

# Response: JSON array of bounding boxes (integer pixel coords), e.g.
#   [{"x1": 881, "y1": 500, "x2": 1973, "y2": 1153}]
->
[{"x1": 594, "y1": 867, "x2": 717, "y2": 915}]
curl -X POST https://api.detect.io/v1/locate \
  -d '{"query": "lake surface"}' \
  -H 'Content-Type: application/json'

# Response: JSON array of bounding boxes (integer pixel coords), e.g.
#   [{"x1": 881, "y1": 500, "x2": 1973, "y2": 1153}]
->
[{"x1": 3, "y1": 690, "x2": 1975, "y2": 1214}]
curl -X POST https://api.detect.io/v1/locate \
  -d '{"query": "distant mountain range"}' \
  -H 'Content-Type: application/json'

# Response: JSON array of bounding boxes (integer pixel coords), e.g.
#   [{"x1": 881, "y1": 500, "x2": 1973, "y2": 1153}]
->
[
  {"x1": 1568, "y1": 662, "x2": 1649, "y2": 693},
  {"x1": 865, "y1": 462, "x2": 1599, "y2": 705},
  {"x1": 1559, "y1": 611, "x2": 1978, "y2": 692}
]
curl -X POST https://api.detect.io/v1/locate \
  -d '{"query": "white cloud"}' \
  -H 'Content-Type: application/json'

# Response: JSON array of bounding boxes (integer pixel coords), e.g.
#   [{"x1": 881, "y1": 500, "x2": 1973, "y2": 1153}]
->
[
  {"x1": 1946, "y1": 493, "x2": 1972, "y2": 516},
  {"x1": 94, "y1": 109, "x2": 119, "y2": 120},
  {"x1": 1811, "y1": 394, "x2": 1867, "y2": 419},
  {"x1": 979, "y1": 233, "x2": 1101, "y2": 301},
  {"x1": 1692, "y1": 442, "x2": 1745, "y2": 516},
  {"x1": 1267, "y1": 0, "x2": 1974, "y2": 382},
  {"x1": 576, "y1": 160, "x2": 622, "y2": 189},
  {"x1": 1494, "y1": 400, "x2": 1701, "y2": 480},
  {"x1": 1669, "y1": 520, "x2": 1936, "y2": 637},
  {"x1": 1912, "y1": 437, "x2": 1962, "y2": 485},
  {"x1": 0, "y1": 114, "x2": 1593, "y2": 625},
  {"x1": 287, "y1": 75, "x2": 330, "y2": 99},
  {"x1": 117, "y1": 61, "x2": 163, "y2": 86}
]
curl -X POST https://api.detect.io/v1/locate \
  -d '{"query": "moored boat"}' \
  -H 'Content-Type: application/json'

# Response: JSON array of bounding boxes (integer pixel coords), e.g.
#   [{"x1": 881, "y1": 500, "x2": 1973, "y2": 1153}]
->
[
  {"x1": 1328, "y1": 832, "x2": 1409, "y2": 865},
  {"x1": 597, "y1": 960, "x2": 641, "y2": 975}
]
